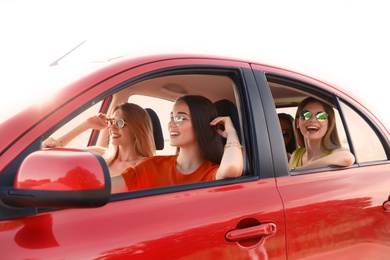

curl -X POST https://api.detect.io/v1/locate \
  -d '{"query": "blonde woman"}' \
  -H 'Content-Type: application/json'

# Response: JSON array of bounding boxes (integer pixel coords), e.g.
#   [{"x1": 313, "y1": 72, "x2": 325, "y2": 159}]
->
[
  {"x1": 289, "y1": 97, "x2": 355, "y2": 170},
  {"x1": 43, "y1": 103, "x2": 156, "y2": 176}
]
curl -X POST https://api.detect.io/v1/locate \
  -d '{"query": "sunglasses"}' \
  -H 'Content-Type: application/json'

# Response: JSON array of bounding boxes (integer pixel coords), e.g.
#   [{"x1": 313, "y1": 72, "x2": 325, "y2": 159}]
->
[
  {"x1": 299, "y1": 110, "x2": 329, "y2": 122},
  {"x1": 170, "y1": 114, "x2": 189, "y2": 127},
  {"x1": 282, "y1": 130, "x2": 291, "y2": 139},
  {"x1": 107, "y1": 118, "x2": 126, "y2": 128}
]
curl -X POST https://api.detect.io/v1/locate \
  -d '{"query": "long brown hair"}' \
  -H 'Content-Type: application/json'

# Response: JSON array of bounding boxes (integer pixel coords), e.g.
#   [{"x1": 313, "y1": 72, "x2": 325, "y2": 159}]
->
[
  {"x1": 176, "y1": 95, "x2": 224, "y2": 164},
  {"x1": 105, "y1": 103, "x2": 155, "y2": 164},
  {"x1": 294, "y1": 97, "x2": 341, "y2": 150}
]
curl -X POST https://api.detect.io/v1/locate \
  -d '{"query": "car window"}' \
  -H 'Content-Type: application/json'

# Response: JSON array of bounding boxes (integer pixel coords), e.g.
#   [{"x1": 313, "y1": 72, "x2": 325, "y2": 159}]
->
[
  {"x1": 41, "y1": 71, "x2": 246, "y2": 194},
  {"x1": 269, "y1": 79, "x2": 355, "y2": 173},
  {"x1": 340, "y1": 100, "x2": 387, "y2": 163},
  {"x1": 270, "y1": 74, "x2": 389, "y2": 172},
  {"x1": 49, "y1": 101, "x2": 103, "y2": 148}
]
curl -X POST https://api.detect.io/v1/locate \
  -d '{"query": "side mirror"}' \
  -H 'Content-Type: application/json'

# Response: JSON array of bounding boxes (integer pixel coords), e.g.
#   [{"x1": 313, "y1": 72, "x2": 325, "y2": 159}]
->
[{"x1": 0, "y1": 148, "x2": 111, "y2": 208}]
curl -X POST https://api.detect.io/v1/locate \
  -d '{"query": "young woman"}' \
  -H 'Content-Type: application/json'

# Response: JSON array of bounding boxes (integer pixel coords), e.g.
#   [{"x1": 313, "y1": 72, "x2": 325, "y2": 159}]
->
[
  {"x1": 278, "y1": 113, "x2": 297, "y2": 161},
  {"x1": 289, "y1": 97, "x2": 355, "y2": 170},
  {"x1": 42, "y1": 103, "x2": 156, "y2": 176},
  {"x1": 111, "y1": 95, "x2": 244, "y2": 193}
]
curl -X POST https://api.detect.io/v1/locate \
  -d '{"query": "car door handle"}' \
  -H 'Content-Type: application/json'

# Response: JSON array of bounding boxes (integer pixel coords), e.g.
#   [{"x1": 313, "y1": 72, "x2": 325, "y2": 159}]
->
[{"x1": 225, "y1": 222, "x2": 277, "y2": 242}]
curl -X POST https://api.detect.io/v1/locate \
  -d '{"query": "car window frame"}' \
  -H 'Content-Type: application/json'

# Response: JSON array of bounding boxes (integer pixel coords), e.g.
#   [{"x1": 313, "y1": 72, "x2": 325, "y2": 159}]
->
[
  {"x1": 108, "y1": 66, "x2": 261, "y2": 200},
  {"x1": 264, "y1": 72, "x2": 361, "y2": 176},
  {"x1": 18, "y1": 65, "x2": 263, "y2": 209}
]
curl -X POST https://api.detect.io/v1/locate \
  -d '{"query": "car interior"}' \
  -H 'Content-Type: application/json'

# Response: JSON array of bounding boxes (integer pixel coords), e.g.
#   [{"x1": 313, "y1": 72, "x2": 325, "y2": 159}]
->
[
  {"x1": 50, "y1": 70, "x2": 387, "y2": 188},
  {"x1": 88, "y1": 73, "x2": 348, "y2": 156}
]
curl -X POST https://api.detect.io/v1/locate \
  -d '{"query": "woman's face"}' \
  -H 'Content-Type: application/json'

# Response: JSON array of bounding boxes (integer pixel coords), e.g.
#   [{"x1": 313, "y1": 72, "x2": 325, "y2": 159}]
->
[
  {"x1": 297, "y1": 102, "x2": 329, "y2": 142},
  {"x1": 280, "y1": 118, "x2": 293, "y2": 146},
  {"x1": 109, "y1": 109, "x2": 134, "y2": 146},
  {"x1": 168, "y1": 100, "x2": 196, "y2": 148}
]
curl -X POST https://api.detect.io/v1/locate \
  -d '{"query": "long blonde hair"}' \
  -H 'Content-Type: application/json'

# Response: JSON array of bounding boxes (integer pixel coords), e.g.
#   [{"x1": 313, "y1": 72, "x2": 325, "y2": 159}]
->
[
  {"x1": 294, "y1": 97, "x2": 341, "y2": 151},
  {"x1": 105, "y1": 103, "x2": 156, "y2": 165}
]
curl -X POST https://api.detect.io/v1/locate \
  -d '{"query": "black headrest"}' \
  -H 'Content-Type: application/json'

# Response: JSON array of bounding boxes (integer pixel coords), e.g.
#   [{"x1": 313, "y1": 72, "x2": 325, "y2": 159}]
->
[
  {"x1": 145, "y1": 108, "x2": 164, "y2": 150},
  {"x1": 214, "y1": 99, "x2": 241, "y2": 142}
]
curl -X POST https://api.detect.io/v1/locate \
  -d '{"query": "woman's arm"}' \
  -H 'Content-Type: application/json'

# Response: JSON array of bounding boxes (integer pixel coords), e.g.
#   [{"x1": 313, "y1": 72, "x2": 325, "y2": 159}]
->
[
  {"x1": 42, "y1": 113, "x2": 108, "y2": 148},
  {"x1": 211, "y1": 117, "x2": 243, "y2": 179},
  {"x1": 296, "y1": 147, "x2": 355, "y2": 170},
  {"x1": 111, "y1": 175, "x2": 128, "y2": 193}
]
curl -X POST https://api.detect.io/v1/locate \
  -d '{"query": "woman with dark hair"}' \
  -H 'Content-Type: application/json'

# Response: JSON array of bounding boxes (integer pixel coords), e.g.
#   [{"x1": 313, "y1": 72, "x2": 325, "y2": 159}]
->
[
  {"x1": 278, "y1": 113, "x2": 297, "y2": 161},
  {"x1": 42, "y1": 103, "x2": 156, "y2": 176},
  {"x1": 111, "y1": 95, "x2": 243, "y2": 193},
  {"x1": 289, "y1": 97, "x2": 354, "y2": 170}
]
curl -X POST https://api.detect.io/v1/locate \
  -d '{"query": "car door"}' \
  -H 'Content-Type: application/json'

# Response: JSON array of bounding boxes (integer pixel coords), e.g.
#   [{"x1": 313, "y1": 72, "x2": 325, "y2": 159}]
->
[
  {"x1": 0, "y1": 57, "x2": 287, "y2": 259},
  {"x1": 252, "y1": 65, "x2": 390, "y2": 259},
  {"x1": 278, "y1": 101, "x2": 390, "y2": 259}
]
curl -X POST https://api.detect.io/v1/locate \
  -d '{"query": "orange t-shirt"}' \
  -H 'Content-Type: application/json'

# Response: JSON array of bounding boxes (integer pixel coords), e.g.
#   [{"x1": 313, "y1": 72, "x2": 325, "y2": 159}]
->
[{"x1": 121, "y1": 155, "x2": 220, "y2": 191}]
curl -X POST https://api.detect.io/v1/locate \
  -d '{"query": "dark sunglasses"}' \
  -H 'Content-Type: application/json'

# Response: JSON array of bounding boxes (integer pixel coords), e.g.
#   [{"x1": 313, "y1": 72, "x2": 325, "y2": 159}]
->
[
  {"x1": 299, "y1": 110, "x2": 328, "y2": 122},
  {"x1": 282, "y1": 130, "x2": 291, "y2": 139},
  {"x1": 107, "y1": 118, "x2": 126, "y2": 128}
]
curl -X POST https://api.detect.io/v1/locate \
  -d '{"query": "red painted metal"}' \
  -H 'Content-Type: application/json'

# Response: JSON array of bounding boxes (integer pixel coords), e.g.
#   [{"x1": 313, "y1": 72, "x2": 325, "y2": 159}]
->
[{"x1": 0, "y1": 54, "x2": 389, "y2": 259}]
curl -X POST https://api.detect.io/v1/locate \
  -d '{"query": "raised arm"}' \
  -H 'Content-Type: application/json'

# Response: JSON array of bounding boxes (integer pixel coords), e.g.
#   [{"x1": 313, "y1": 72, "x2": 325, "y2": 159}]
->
[
  {"x1": 210, "y1": 116, "x2": 243, "y2": 179},
  {"x1": 42, "y1": 113, "x2": 108, "y2": 149}
]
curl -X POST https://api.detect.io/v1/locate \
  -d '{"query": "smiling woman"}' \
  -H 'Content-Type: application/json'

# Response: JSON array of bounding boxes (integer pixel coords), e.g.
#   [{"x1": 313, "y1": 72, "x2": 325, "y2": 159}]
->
[
  {"x1": 111, "y1": 94, "x2": 244, "y2": 193},
  {"x1": 289, "y1": 97, "x2": 355, "y2": 170},
  {"x1": 42, "y1": 102, "x2": 156, "y2": 177}
]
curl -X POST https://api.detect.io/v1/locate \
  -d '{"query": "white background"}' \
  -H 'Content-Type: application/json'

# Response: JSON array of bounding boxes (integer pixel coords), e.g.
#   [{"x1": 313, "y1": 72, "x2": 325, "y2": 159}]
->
[{"x1": 0, "y1": 0, "x2": 388, "y2": 128}]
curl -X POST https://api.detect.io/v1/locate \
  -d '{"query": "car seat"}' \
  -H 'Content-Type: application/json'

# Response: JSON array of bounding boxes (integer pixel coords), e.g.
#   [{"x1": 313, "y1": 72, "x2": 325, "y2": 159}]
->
[
  {"x1": 145, "y1": 108, "x2": 164, "y2": 150},
  {"x1": 214, "y1": 99, "x2": 241, "y2": 143}
]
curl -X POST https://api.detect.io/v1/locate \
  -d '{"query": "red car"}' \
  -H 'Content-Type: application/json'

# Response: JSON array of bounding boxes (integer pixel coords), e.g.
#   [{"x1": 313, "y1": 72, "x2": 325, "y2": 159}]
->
[{"x1": 0, "y1": 54, "x2": 389, "y2": 259}]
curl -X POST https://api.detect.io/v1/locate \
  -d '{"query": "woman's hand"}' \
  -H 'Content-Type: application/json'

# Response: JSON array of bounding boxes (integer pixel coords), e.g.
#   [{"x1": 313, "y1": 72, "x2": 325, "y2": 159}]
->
[
  {"x1": 86, "y1": 113, "x2": 109, "y2": 130},
  {"x1": 210, "y1": 116, "x2": 236, "y2": 138},
  {"x1": 42, "y1": 137, "x2": 62, "y2": 148}
]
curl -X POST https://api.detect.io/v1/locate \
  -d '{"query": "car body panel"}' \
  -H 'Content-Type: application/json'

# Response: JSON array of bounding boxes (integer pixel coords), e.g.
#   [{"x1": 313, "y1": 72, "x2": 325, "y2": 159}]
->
[
  {"x1": 277, "y1": 164, "x2": 390, "y2": 258},
  {"x1": 1, "y1": 180, "x2": 286, "y2": 259},
  {"x1": 0, "y1": 54, "x2": 389, "y2": 259}
]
